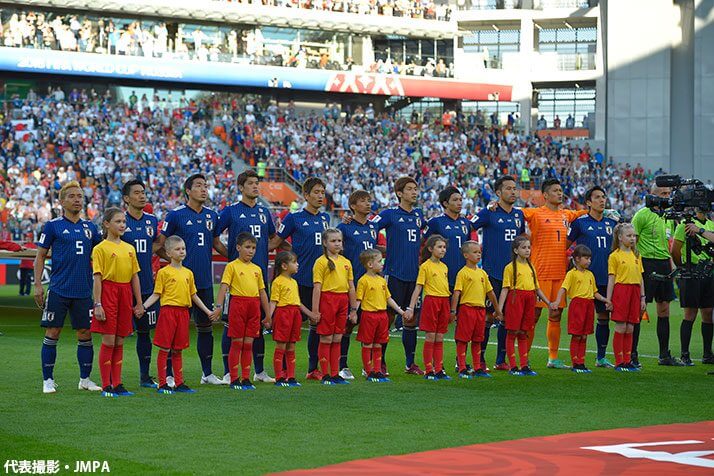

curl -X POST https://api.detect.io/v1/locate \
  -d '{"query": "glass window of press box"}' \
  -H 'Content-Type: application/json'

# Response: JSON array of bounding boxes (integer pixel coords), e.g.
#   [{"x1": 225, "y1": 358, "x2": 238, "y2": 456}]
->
[
  {"x1": 463, "y1": 28, "x2": 520, "y2": 69},
  {"x1": 537, "y1": 26, "x2": 597, "y2": 70},
  {"x1": 371, "y1": 37, "x2": 454, "y2": 77},
  {"x1": 536, "y1": 87, "x2": 595, "y2": 128}
]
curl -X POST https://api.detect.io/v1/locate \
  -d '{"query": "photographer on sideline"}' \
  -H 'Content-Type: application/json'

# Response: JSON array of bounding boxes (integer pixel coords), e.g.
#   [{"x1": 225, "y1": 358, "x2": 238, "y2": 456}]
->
[
  {"x1": 672, "y1": 210, "x2": 714, "y2": 366},
  {"x1": 632, "y1": 184, "x2": 683, "y2": 366}
]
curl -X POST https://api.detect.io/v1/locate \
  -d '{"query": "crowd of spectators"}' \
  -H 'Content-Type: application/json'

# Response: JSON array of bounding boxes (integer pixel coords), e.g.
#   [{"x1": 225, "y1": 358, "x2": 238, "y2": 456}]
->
[
  {"x1": 0, "y1": 9, "x2": 452, "y2": 77},
  {"x1": 1, "y1": 88, "x2": 661, "y2": 241},
  {"x1": 220, "y1": 0, "x2": 451, "y2": 20}
]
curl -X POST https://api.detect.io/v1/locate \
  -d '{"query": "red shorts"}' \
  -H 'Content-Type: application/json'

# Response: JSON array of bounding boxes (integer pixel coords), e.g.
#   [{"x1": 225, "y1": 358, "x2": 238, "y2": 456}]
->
[
  {"x1": 505, "y1": 289, "x2": 536, "y2": 332},
  {"x1": 611, "y1": 283, "x2": 641, "y2": 324},
  {"x1": 455, "y1": 305, "x2": 486, "y2": 342},
  {"x1": 567, "y1": 297, "x2": 595, "y2": 335},
  {"x1": 90, "y1": 281, "x2": 134, "y2": 337},
  {"x1": 419, "y1": 295, "x2": 450, "y2": 334},
  {"x1": 228, "y1": 296, "x2": 261, "y2": 339},
  {"x1": 272, "y1": 305, "x2": 302, "y2": 343},
  {"x1": 318, "y1": 292, "x2": 349, "y2": 336},
  {"x1": 357, "y1": 310, "x2": 389, "y2": 344},
  {"x1": 153, "y1": 306, "x2": 190, "y2": 350}
]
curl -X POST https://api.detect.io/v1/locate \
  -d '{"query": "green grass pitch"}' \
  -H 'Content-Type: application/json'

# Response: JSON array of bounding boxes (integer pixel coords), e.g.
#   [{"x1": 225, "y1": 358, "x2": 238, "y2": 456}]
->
[{"x1": 0, "y1": 284, "x2": 711, "y2": 474}]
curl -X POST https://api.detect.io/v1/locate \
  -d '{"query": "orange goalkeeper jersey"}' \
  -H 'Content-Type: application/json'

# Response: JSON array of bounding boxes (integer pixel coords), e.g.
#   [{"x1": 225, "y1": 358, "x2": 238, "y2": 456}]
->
[{"x1": 522, "y1": 206, "x2": 587, "y2": 280}]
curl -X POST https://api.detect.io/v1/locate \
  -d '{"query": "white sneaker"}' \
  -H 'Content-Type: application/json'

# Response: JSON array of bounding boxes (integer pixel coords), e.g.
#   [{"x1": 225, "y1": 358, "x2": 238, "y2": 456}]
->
[
  {"x1": 339, "y1": 368, "x2": 355, "y2": 380},
  {"x1": 253, "y1": 371, "x2": 276, "y2": 383},
  {"x1": 43, "y1": 378, "x2": 57, "y2": 394},
  {"x1": 200, "y1": 373, "x2": 225, "y2": 385},
  {"x1": 78, "y1": 378, "x2": 101, "y2": 391},
  {"x1": 222, "y1": 373, "x2": 231, "y2": 385},
  {"x1": 166, "y1": 376, "x2": 176, "y2": 388},
  {"x1": 361, "y1": 369, "x2": 368, "y2": 377}
]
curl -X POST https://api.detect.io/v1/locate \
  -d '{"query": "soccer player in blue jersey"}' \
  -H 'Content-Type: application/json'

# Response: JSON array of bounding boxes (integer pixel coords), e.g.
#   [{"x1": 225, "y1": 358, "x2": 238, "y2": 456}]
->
[
  {"x1": 337, "y1": 190, "x2": 380, "y2": 378},
  {"x1": 35, "y1": 181, "x2": 102, "y2": 394},
  {"x1": 372, "y1": 176, "x2": 426, "y2": 375},
  {"x1": 216, "y1": 170, "x2": 278, "y2": 384},
  {"x1": 567, "y1": 186, "x2": 617, "y2": 368},
  {"x1": 157, "y1": 174, "x2": 226, "y2": 385},
  {"x1": 121, "y1": 179, "x2": 168, "y2": 388},
  {"x1": 471, "y1": 175, "x2": 526, "y2": 371},
  {"x1": 270, "y1": 177, "x2": 330, "y2": 380}
]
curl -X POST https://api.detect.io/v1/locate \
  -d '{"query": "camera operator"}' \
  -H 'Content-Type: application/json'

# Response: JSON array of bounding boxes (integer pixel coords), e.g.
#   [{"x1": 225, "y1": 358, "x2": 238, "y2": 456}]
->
[
  {"x1": 672, "y1": 210, "x2": 714, "y2": 366},
  {"x1": 632, "y1": 184, "x2": 683, "y2": 366}
]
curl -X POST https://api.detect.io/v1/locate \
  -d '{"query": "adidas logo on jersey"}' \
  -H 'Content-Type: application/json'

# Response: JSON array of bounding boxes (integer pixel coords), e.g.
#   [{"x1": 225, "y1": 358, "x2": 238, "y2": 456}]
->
[
  {"x1": 302, "y1": 221, "x2": 309, "y2": 226},
  {"x1": 126, "y1": 227, "x2": 132, "y2": 232},
  {"x1": 62, "y1": 230, "x2": 70, "y2": 234},
  {"x1": 186, "y1": 220, "x2": 193, "y2": 225},
  {"x1": 445, "y1": 225, "x2": 452, "y2": 230},
  {"x1": 498, "y1": 218, "x2": 504, "y2": 223},
  {"x1": 398, "y1": 218, "x2": 405, "y2": 222},
  {"x1": 588, "y1": 226, "x2": 594, "y2": 230},
  {"x1": 239, "y1": 213, "x2": 246, "y2": 218},
  {"x1": 353, "y1": 230, "x2": 361, "y2": 235}
]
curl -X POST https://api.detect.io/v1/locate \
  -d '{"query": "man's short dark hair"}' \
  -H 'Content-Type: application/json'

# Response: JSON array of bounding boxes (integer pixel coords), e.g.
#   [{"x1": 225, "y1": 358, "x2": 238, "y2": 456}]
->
[
  {"x1": 585, "y1": 186, "x2": 606, "y2": 203},
  {"x1": 122, "y1": 179, "x2": 145, "y2": 197},
  {"x1": 394, "y1": 176, "x2": 418, "y2": 198},
  {"x1": 302, "y1": 177, "x2": 325, "y2": 195},
  {"x1": 541, "y1": 178, "x2": 561, "y2": 194},
  {"x1": 184, "y1": 174, "x2": 206, "y2": 193},
  {"x1": 237, "y1": 170, "x2": 259, "y2": 188},
  {"x1": 495, "y1": 175, "x2": 517, "y2": 192},
  {"x1": 438, "y1": 186, "x2": 461, "y2": 208}
]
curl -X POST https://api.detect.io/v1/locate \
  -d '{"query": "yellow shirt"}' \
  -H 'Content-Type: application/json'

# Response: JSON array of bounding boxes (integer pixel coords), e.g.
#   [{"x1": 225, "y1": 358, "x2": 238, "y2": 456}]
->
[
  {"x1": 608, "y1": 248, "x2": 644, "y2": 284},
  {"x1": 454, "y1": 266, "x2": 493, "y2": 307},
  {"x1": 154, "y1": 265, "x2": 197, "y2": 307},
  {"x1": 502, "y1": 261, "x2": 539, "y2": 291},
  {"x1": 417, "y1": 260, "x2": 450, "y2": 297},
  {"x1": 561, "y1": 268, "x2": 596, "y2": 299},
  {"x1": 221, "y1": 259, "x2": 265, "y2": 297},
  {"x1": 271, "y1": 275, "x2": 301, "y2": 307},
  {"x1": 313, "y1": 255, "x2": 353, "y2": 293},
  {"x1": 356, "y1": 274, "x2": 391, "y2": 312},
  {"x1": 92, "y1": 240, "x2": 140, "y2": 284}
]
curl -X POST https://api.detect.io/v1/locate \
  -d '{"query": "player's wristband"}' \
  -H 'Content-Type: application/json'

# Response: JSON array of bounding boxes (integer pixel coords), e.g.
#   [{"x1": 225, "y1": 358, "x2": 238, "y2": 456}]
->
[
  {"x1": 94, "y1": 302, "x2": 102, "y2": 307},
  {"x1": 350, "y1": 307, "x2": 358, "y2": 312},
  {"x1": 405, "y1": 307, "x2": 412, "y2": 311},
  {"x1": 450, "y1": 309, "x2": 457, "y2": 315}
]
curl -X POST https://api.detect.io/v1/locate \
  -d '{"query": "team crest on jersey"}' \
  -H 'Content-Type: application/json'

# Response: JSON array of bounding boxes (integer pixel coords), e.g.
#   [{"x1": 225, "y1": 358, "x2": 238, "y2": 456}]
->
[
  {"x1": 205, "y1": 219, "x2": 214, "y2": 231},
  {"x1": 146, "y1": 226, "x2": 154, "y2": 238},
  {"x1": 416, "y1": 218, "x2": 422, "y2": 228},
  {"x1": 606, "y1": 226, "x2": 613, "y2": 235},
  {"x1": 84, "y1": 228, "x2": 92, "y2": 239},
  {"x1": 259, "y1": 213, "x2": 267, "y2": 224},
  {"x1": 515, "y1": 218, "x2": 521, "y2": 228},
  {"x1": 370, "y1": 229, "x2": 377, "y2": 240},
  {"x1": 461, "y1": 225, "x2": 468, "y2": 235}
]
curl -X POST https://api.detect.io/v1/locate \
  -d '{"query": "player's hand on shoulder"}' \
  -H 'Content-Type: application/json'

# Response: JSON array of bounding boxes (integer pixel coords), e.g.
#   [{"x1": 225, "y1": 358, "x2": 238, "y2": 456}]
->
[
  {"x1": 486, "y1": 201, "x2": 498, "y2": 212},
  {"x1": 603, "y1": 209, "x2": 621, "y2": 223},
  {"x1": 341, "y1": 213, "x2": 353, "y2": 225}
]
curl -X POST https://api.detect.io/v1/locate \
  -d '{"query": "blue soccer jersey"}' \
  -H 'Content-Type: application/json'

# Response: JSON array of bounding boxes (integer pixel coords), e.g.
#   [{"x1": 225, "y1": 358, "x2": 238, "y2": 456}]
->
[
  {"x1": 161, "y1": 205, "x2": 219, "y2": 290},
  {"x1": 123, "y1": 211, "x2": 159, "y2": 296},
  {"x1": 373, "y1": 206, "x2": 425, "y2": 282},
  {"x1": 36, "y1": 217, "x2": 101, "y2": 299},
  {"x1": 216, "y1": 201, "x2": 276, "y2": 285},
  {"x1": 471, "y1": 205, "x2": 526, "y2": 281},
  {"x1": 425, "y1": 214, "x2": 472, "y2": 288},
  {"x1": 337, "y1": 219, "x2": 378, "y2": 281},
  {"x1": 277, "y1": 209, "x2": 330, "y2": 287},
  {"x1": 567, "y1": 214, "x2": 616, "y2": 286}
]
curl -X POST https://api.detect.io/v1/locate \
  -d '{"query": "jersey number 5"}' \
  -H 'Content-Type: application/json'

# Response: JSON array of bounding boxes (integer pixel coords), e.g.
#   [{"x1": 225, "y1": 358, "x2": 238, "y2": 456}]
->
[{"x1": 75, "y1": 241, "x2": 84, "y2": 255}]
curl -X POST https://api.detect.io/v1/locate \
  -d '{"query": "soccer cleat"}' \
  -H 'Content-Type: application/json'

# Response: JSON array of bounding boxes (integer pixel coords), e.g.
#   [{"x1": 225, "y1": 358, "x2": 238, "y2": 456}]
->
[
  {"x1": 361, "y1": 369, "x2": 368, "y2": 377},
  {"x1": 658, "y1": 352, "x2": 684, "y2": 366},
  {"x1": 287, "y1": 378, "x2": 302, "y2": 387},
  {"x1": 78, "y1": 378, "x2": 102, "y2": 391},
  {"x1": 43, "y1": 378, "x2": 57, "y2": 394},
  {"x1": 274, "y1": 378, "x2": 290, "y2": 387},
  {"x1": 520, "y1": 366, "x2": 537, "y2": 376},
  {"x1": 321, "y1": 375, "x2": 335, "y2": 386},
  {"x1": 200, "y1": 374, "x2": 226, "y2": 385},
  {"x1": 494, "y1": 362, "x2": 510, "y2": 371},
  {"x1": 331, "y1": 375, "x2": 350, "y2": 385},
  {"x1": 424, "y1": 371, "x2": 437, "y2": 381},
  {"x1": 614, "y1": 364, "x2": 629, "y2": 372},
  {"x1": 625, "y1": 362, "x2": 641, "y2": 372},
  {"x1": 174, "y1": 383, "x2": 197, "y2": 393},
  {"x1": 508, "y1": 368, "x2": 523, "y2": 376},
  {"x1": 222, "y1": 373, "x2": 231, "y2": 385},
  {"x1": 381, "y1": 362, "x2": 390, "y2": 377},
  {"x1": 230, "y1": 379, "x2": 243, "y2": 390},
  {"x1": 254, "y1": 371, "x2": 276, "y2": 383},
  {"x1": 306, "y1": 369, "x2": 323, "y2": 381},
  {"x1": 375, "y1": 372, "x2": 391, "y2": 383},
  {"x1": 680, "y1": 354, "x2": 694, "y2": 367},
  {"x1": 367, "y1": 372, "x2": 381, "y2": 382},
  {"x1": 473, "y1": 369, "x2": 492, "y2": 378},
  {"x1": 338, "y1": 368, "x2": 355, "y2": 380},
  {"x1": 546, "y1": 359, "x2": 570, "y2": 369},
  {"x1": 434, "y1": 370, "x2": 450, "y2": 380},
  {"x1": 166, "y1": 376, "x2": 176, "y2": 388},
  {"x1": 480, "y1": 361, "x2": 490, "y2": 373},
  {"x1": 157, "y1": 384, "x2": 174, "y2": 395},
  {"x1": 140, "y1": 377, "x2": 158, "y2": 388},
  {"x1": 113, "y1": 384, "x2": 135, "y2": 396},
  {"x1": 405, "y1": 364, "x2": 425, "y2": 375},
  {"x1": 240, "y1": 379, "x2": 255, "y2": 390},
  {"x1": 101, "y1": 386, "x2": 118, "y2": 398},
  {"x1": 596, "y1": 358, "x2": 615, "y2": 368},
  {"x1": 702, "y1": 354, "x2": 714, "y2": 365},
  {"x1": 458, "y1": 370, "x2": 472, "y2": 379},
  {"x1": 571, "y1": 365, "x2": 589, "y2": 374}
]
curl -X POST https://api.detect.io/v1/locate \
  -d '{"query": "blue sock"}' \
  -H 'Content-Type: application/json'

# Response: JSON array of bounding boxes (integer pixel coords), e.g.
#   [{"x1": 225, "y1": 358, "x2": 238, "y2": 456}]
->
[
  {"x1": 196, "y1": 327, "x2": 214, "y2": 376},
  {"x1": 496, "y1": 323, "x2": 507, "y2": 365},
  {"x1": 221, "y1": 326, "x2": 231, "y2": 375},
  {"x1": 136, "y1": 332, "x2": 152, "y2": 379},
  {"x1": 480, "y1": 323, "x2": 491, "y2": 363},
  {"x1": 166, "y1": 351, "x2": 173, "y2": 377},
  {"x1": 253, "y1": 333, "x2": 265, "y2": 374},
  {"x1": 339, "y1": 334, "x2": 350, "y2": 369},
  {"x1": 403, "y1": 327, "x2": 417, "y2": 367},
  {"x1": 77, "y1": 339, "x2": 93, "y2": 379},
  {"x1": 381, "y1": 341, "x2": 388, "y2": 369},
  {"x1": 307, "y1": 326, "x2": 319, "y2": 372},
  {"x1": 595, "y1": 321, "x2": 609, "y2": 360},
  {"x1": 41, "y1": 337, "x2": 58, "y2": 380}
]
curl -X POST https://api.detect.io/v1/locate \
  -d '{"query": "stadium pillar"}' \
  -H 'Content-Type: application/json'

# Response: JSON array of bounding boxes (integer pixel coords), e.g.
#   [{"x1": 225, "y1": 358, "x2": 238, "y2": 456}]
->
[
  {"x1": 670, "y1": 0, "x2": 695, "y2": 178},
  {"x1": 519, "y1": 16, "x2": 535, "y2": 134}
]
